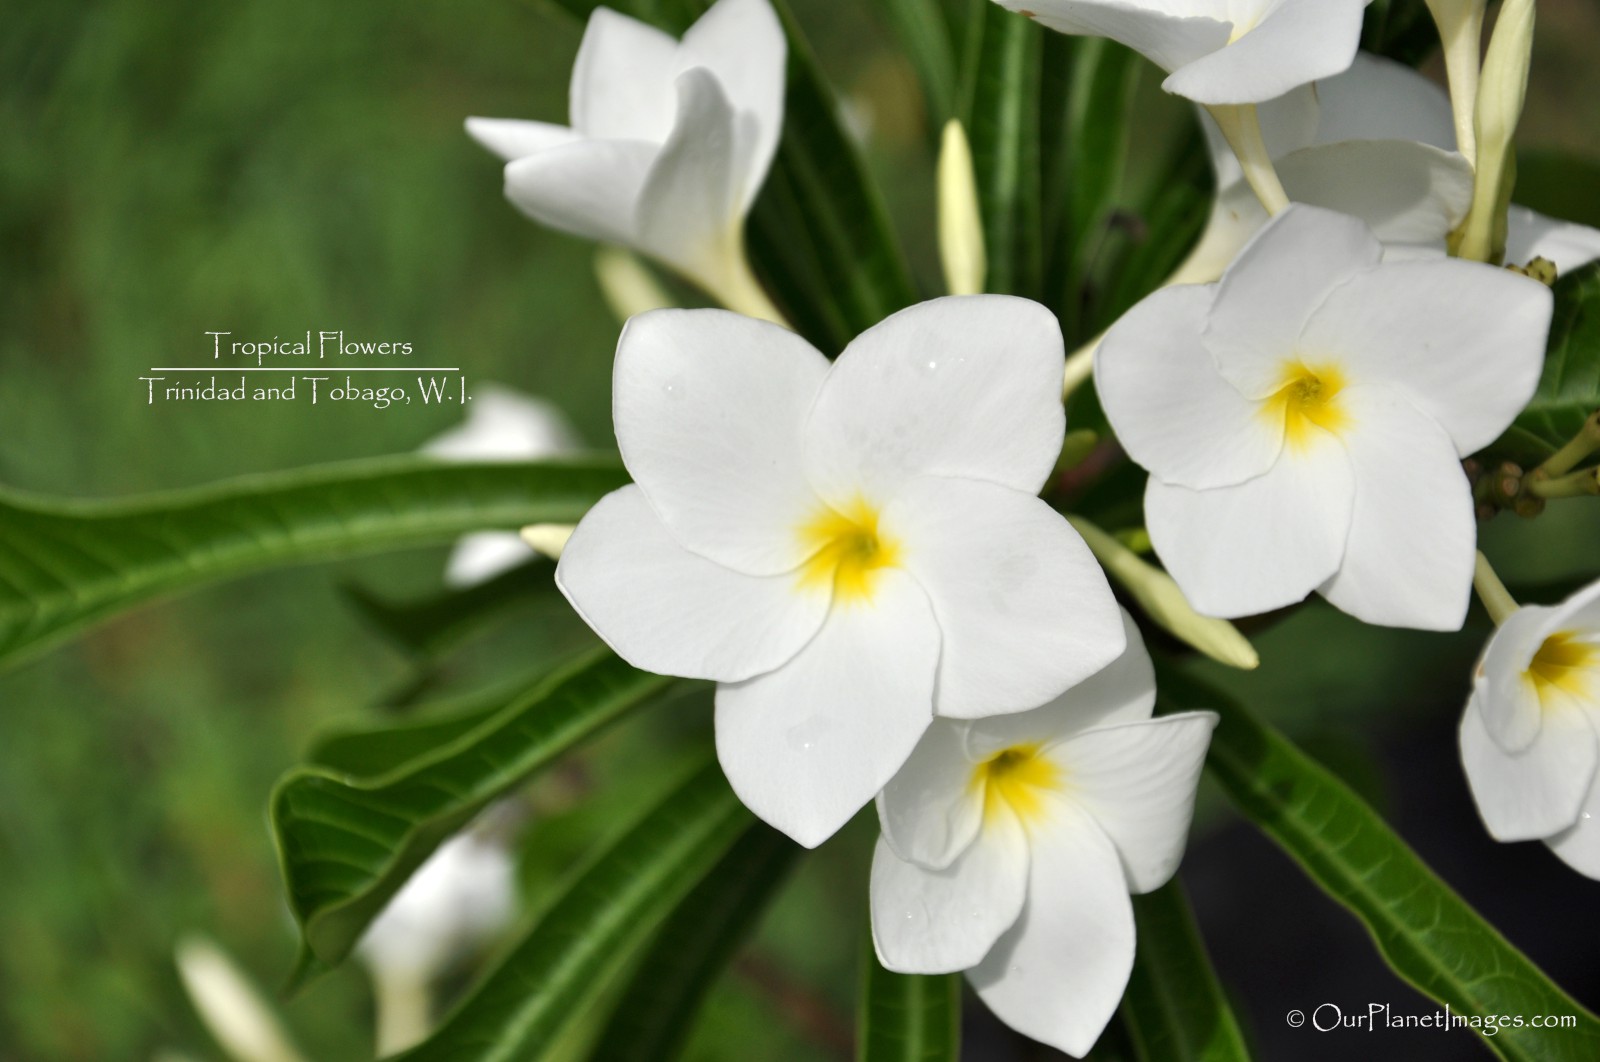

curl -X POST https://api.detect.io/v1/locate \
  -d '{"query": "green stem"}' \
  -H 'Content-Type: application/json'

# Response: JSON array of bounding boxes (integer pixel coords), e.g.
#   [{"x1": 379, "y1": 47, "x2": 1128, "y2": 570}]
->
[{"x1": 1535, "y1": 411, "x2": 1600, "y2": 478}]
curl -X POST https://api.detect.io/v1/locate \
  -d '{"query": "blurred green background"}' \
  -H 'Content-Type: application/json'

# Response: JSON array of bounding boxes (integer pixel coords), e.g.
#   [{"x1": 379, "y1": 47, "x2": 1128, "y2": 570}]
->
[{"x1": 3, "y1": 1, "x2": 1600, "y2": 1059}]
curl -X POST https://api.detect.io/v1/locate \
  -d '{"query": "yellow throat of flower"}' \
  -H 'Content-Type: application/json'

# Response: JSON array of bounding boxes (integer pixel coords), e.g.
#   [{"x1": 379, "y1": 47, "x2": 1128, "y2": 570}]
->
[
  {"x1": 797, "y1": 497, "x2": 899, "y2": 603},
  {"x1": 972, "y1": 744, "x2": 1061, "y2": 826},
  {"x1": 1261, "y1": 361, "x2": 1349, "y2": 448},
  {"x1": 1525, "y1": 631, "x2": 1600, "y2": 707}
]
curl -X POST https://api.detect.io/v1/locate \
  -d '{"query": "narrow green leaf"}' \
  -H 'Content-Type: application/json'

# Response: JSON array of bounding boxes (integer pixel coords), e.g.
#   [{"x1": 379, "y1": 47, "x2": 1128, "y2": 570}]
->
[
  {"x1": 305, "y1": 669, "x2": 562, "y2": 779},
  {"x1": 342, "y1": 559, "x2": 558, "y2": 659},
  {"x1": 961, "y1": 2, "x2": 1043, "y2": 297},
  {"x1": 587, "y1": 822, "x2": 800, "y2": 1062},
  {"x1": 394, "y1": 758, "x2": 753, "y2": 1061},
  {"x1": 1121, "y1": 882, "x2": 1251, "y2": 1062},
  {"x1": 544, "y1": 0, "x2": 919, "y2": 352},
  {"x1": 857, "y1": 940, "x2": 961, "y2": 1062},
  {"x1": 271, "y1": 648, "x2": 675, "y2": 972},
  {"x1": 878, "y1": 0, "x2": 960, "y2": 127},
  {"x1": 1161, "y1": 663, "x2": 1600, "y2": 1061},
  {"x1": 1488, "y1": 262, "x2": 1600, "y2": 464},
  {"x1": 0, "y1": 455, "x2": 626, "y2": 673}
]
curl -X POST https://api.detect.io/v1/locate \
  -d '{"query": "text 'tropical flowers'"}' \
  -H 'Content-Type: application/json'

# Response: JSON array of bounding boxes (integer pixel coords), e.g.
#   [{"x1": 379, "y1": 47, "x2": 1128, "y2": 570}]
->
[
  {"x1": 557, "y1": 297, "x2": 1125, "y2": 847},
  {"x1": 1097, "y1": 204, "x2": 1553, "y2": 630},
  {"x1": 871, "y1": 612, "x2": 1217, "y2": 1057}
]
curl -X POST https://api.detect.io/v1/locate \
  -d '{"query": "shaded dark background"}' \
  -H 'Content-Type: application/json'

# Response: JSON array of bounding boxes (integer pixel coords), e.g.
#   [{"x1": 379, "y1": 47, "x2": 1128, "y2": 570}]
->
[{"x1": 3, "y1": 1, "x2": 1599, "y2": 1059}]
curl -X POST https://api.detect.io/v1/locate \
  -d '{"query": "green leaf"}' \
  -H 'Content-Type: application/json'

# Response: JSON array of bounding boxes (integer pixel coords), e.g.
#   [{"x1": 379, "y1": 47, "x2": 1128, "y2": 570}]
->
[
  {"x1": 877, "y1": 0, "x2": 960, "y2": 128},
  {"x1": 960, "y1": 2, "x2": 1043, "y2": 298},
  {"x1": 1488, "y1": 262, "x2": 1600, "y2": 465},
  {"x1": 586, "y1": 822, "x2": 800, "y2": 1062},
  {"x1": 1162, "y1": 663, "x2": 1600, "y2": 1061},
  {"x1": 1041, "y1": 36, "x2": 1141, "y2": 334},
  {"x1": 342, "y1": 559, "x2": 558, "y2": 659},
  {"x1": 544, "y1": 0, "x2": 919, "y2": 353},
  {"x1": 0, "y1": 455, "x2": 626, "y2": 673},
  {"x1": 393, "y1": 758, "x2": 753, "y2": 1061},
  {"x1": 857, "y1": 940, "x2": 961, "y2": 1062},
  {"x1": 271, "y1": 648, "x2": 675, "y2": 973},
  {"x1": 1121, "y1": 881, "x2": 1251, "y2": 1062}
]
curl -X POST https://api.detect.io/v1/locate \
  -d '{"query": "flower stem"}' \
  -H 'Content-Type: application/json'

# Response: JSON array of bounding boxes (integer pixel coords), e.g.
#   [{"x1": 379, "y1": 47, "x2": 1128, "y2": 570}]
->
[
  {"x1": 1062, "y1": 332, "x2": 1101, "y2": 401},
  {"x1": 371, "y1": 968, "x2": 432, "y2": 1057},
  {"x1": 1472, "y1": 551, "x2": 1520, "y2": 625},
  {"x1": 705, "y1": 237, "x2": 791, "y2": 328},
  {"x1": 1526, "y1": 466, "x2": 1600, "y2": 500},
  {"x1": 1207, "y1": 104, "x2": 1291, "y2": 216},
  {"x1": 1067, "y1": 515, "x2": 1259, "y2": 670},
  {"x1": 1535, "y1": 410, "x2": 1600, "y2": 478}
]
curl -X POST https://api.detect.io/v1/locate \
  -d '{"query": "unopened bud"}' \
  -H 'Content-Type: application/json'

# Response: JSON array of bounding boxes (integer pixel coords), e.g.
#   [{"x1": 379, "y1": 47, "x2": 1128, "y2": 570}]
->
[{"x1": 937, "y1": 119, "x2": 987, "y2": 296}]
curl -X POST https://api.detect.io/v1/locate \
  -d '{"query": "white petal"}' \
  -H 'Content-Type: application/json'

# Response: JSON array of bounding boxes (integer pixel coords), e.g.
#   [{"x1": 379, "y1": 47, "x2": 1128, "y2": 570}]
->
[
  {"x1": 556, "y1": 486, "x2": 827, "y2": 682},
  {"x1": 1204, "y1": 205, "x2": 1382, "y2": 399},
  {"x1": 1052, "y1": 712, "x2": 1218, "y2": 894},
  {"x1": 1475, "y1": 604, "x2": 1561, "y2": 752},
  {"x1": 1505, "y1": 205, "x2": 1600, "y2": 275},
  {"x1": 802, "y1": 296, "x2": 1066, "y2": 505},
  {"x1": 1311, "y1": 53, "x2": 1456, "y2": 150},
  {"x1": 464, "y1": 118, "x2": 580, "y2": 162},
  {"x1": 1163, "y1": 0, "x2": 1366, "y2": 106},
  {"x1": 569, "y1": 7, "x2": 681, "y2": 143},
  {"x1": 1096, "y1": 284, "x2": 1284, "y2": 490},
  {"x1": 421, "y1": 386, "x2": 580, "y2": 461},
  {"x1": 1461, "y1": 694, "x2": 1598, "y2": 842},
  {"x1": 883, "y1": 476, "x2": 1124, "y2": 719},
  {"x1": 1547, "y1": 750, "x2": 1600, "y2": 879},
  {"x1": 636, "y1": 69, "x2": 748, "y2": 287},
  {"x1": 965, "y1": 610, "x2": 1158, "y2": 760},
  {"x1": 1277, "y1": 142, "x2": 1474, "y2": 248},
  {"x1": 1316, "y1": 387, "x2": 1476, "y2": 632},
  {"x1": 613, "y1": 308, "x2": 829, "y2": 576},
  {"x1": 444, "y1": 533, "x2": 537, "y2": 589},
  {"x1": 503, "y1": 138, "x2": 657, "y2": 246},
  {"x1": 996, "y1": 1, "x2": 1231, "y2": 74},
  {"x1": 870, "y1": 814, "x2": 1029, "y2": 974},
  {"x1": 679, "y1": 0, "x2": 786, "y2": 200},
  {"x1": 1299, "y1": 261, "x2": 1553, "y2": 455},
  {"x1": 1144, "y1": 428, "x2": 1354, "y2": 619},
  {"x1": 877, "y1": 719, "x2": 985, "y2": 870},
  {"x1": 715, "y1": 569, "x2": 940, "y2": 848},
  {"x1": 967, "y1": 800, "x2": 1133, "y2": 1059}
]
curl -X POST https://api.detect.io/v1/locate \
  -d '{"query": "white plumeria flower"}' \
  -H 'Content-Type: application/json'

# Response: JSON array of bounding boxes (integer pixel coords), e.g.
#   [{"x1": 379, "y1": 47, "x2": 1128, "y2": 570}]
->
[
  {"x1": 994, "y1": 0, "x2": 1368, "y2": 105},
  {"x1": 1461, "y1": 580, "x2": 1600, "y2": 880},
  {"x1": 356, "y1": 829, "x2": 517, "y2": 981},
  {"x1": 871, "y1": 613, "x2": 1217, "y2": 1058},
  {"x1": 557, "y1": 298, "x2": 1125, "y2": 847},
  {"x1": 422, "y1": 385, "x2": 581, "y2": 587},
  {"x1": 1097, "y1": 204, "x2": 1553, "y2": 631},
  {"x1": 1177, "y1": 52, "x2": 1600, "y2": 285},
  {"x1": 1175, "y1": 53, "x2": 1474, "y2": 285},
  {"x1": 466, "y1": 0, "x2": 785, "y2": 318}
]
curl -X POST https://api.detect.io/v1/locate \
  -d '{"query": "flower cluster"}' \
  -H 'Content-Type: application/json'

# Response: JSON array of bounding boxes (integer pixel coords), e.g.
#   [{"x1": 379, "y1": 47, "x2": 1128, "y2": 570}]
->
[{"x1": 452, "y1": 0, "x2": 1596, "y2": 1053}]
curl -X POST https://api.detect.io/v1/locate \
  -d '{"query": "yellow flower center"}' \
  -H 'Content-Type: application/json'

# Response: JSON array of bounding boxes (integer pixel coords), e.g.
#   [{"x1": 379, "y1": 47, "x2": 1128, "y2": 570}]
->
[
  {"x1": 797, "y1": 497, "x2": 899, "y2": 603},
  {"x1": 972, "y1": 744, "x2": 1061, "y2": 826},
  {"x1": 1525, "y1": 631, "x2": 1600, "y2": 708},
  {"x1": 1261, "y1": 361, "x2": 1349, "y2": 448}
]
